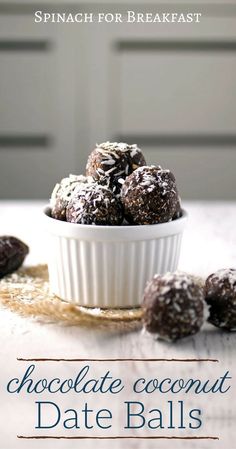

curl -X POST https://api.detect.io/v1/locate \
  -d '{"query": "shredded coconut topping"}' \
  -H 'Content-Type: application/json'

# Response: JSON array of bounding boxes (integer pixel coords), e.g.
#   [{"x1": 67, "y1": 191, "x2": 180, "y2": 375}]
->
[
  {"x1": 96, "y1": 141, "x2": 140, "y2": 155},
  {"x1": 151, "y1": 271, "x2": 198, "y2": 298},
  {"x1": 66, "y1": 183, "x2": 122, "y2": 225},
  {"x1": 50, "y1": 174, "x2": 93, "y2": 207},
  {"x1": 210, "y1": 268, "x2": 236, "y2": 289},
  {"x1": 123, "y1": 165, "x2": 175, "y2": 196}
]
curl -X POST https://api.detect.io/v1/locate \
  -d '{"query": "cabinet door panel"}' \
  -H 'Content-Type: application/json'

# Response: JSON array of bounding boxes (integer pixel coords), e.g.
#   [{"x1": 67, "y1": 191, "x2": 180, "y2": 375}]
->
[
  {"x1": 0, "y1": 50, "x2": 54, "y2": 134},
  {"x1": 119, "y1": 50, "x2": 236, "y2": 134},
  {"x1": 0, "y1": 16, "x2": 77, "y2": 199}
]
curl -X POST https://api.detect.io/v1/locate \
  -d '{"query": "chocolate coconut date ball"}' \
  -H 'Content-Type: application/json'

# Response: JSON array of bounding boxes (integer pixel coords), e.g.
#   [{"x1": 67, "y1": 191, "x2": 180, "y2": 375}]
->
[
  {"x1": 86, "y1": 142, "x2": 146, "y2": 195},
  {"x1": 50, "y1": 174, "x2": 93, "y2": 221},
  {"x1": 0, "y1": 236, "x2": 29, "y2": 278},
  {"x1": 121, "y1": 165, "x2": 180, "y2": 225},
  {"x1": 142, "y1": 272, "x2": 205, "y2": 341},
  {"x1": 205, "y1": 268, "x2": 236, "y2": 331},
  {"x1": 66, "y1": 183, "x2": 123, "y2": 226}
]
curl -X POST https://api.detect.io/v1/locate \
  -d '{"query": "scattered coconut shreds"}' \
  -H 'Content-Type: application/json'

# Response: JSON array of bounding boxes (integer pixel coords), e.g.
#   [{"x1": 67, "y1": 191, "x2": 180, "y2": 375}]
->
[{"x1": 0, "y1": 265, "x2": 142, "y2": 330}]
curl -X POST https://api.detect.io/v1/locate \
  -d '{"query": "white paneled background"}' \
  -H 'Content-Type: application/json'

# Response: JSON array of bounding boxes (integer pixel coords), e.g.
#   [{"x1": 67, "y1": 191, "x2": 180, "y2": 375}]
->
[{"x1": 0, "y1": 1, "x2": 236, "y2": 199}]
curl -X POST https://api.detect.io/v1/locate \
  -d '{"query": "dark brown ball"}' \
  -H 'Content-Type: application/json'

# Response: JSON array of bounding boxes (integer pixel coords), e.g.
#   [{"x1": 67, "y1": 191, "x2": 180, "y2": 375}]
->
[
  {"x1": 86, "y1": 142, "x2": 146, "y2": 195},
  {"x1": 66, "y1": 184, "x2": 123, "y2": 226},
  {"x1": 121, "y1": 166, "x2": 180, "y2": 225},
  {"x1": 205, "y1": 269, "x2": 236, "y2": 331},
  {"x1": 50, "y1": 175, "x2": 93, "y2": 221},
  {"x1": 0, "y1": 236, "x2": 29, "y2": 278},
  {"x1": 142, "y1": 272, "x2": 205, "y2": 341}
]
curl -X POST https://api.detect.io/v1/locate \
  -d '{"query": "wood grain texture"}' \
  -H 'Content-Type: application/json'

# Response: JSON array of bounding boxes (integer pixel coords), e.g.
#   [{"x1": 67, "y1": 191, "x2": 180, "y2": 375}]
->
[{"x1": 0, "y1": 201, "x2": 235, "y2": 448}]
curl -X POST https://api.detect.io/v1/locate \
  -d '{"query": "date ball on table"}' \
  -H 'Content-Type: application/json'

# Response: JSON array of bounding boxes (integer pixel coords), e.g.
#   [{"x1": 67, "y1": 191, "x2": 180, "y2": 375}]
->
[
  {"x1": 142, "y1": 272, "x2": 206, "y2": 341},
  {"x1": 205, "y1": 268, "x2": 236, "y2": 331}
]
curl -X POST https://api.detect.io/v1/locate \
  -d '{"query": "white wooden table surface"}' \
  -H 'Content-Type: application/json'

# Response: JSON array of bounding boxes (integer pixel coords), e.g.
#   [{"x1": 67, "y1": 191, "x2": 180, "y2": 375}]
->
[{"x1": 0, "y1": 201, "x2": 235, "y2": 449}]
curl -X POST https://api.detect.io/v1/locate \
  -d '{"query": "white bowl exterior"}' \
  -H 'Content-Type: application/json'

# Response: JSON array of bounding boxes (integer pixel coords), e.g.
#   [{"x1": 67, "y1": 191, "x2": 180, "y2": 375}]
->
[{"x1": 43, "y1": 208, "x2": 187, "y2": 308}]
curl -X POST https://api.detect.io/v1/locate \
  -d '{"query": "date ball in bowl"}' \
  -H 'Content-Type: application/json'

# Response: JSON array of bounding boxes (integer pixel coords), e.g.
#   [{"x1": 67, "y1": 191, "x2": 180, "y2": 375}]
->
[
  {"x1": 44, "y1": 146, "x2": 186, "y2": 308},
  {"x1": 66, "y1": 183, "x2": 123, "y2": 226},
  {"x1": 50, "y1": 174, "x2": 94, "y2": 221},
  {"x1": 86, "y1": 141, "x2": 146, "y2": 195},
  {"x1": 121, "y1": 165, "x2": 181, "y2": 225}
]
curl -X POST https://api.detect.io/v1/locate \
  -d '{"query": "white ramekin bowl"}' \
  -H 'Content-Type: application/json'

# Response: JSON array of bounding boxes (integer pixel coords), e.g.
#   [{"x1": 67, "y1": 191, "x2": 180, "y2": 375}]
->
[{"x1": 43, "y1": 206, "x2": 187, "y2": 308}]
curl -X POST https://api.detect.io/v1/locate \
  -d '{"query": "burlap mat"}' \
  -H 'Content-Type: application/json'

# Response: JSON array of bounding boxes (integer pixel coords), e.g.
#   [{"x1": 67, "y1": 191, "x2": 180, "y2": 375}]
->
[{"x1": 0, "y1": 265, "x2": 142, "y2": 330}]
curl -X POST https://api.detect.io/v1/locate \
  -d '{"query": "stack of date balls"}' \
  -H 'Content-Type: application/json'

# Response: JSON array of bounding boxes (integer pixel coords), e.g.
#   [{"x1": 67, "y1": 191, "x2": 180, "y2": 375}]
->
[
  {"x1": 50, "y1": 141, "x2": 181, "y2": 226},
  {"x1": 49, "y1": 142, "x2": 236, "y2": 342}
]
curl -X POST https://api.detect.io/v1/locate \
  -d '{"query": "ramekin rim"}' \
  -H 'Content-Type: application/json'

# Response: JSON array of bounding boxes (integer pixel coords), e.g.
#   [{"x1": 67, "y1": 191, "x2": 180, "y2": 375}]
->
[{"x1": 43, "y1": 204, "x2": 187, "y2": 231}]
